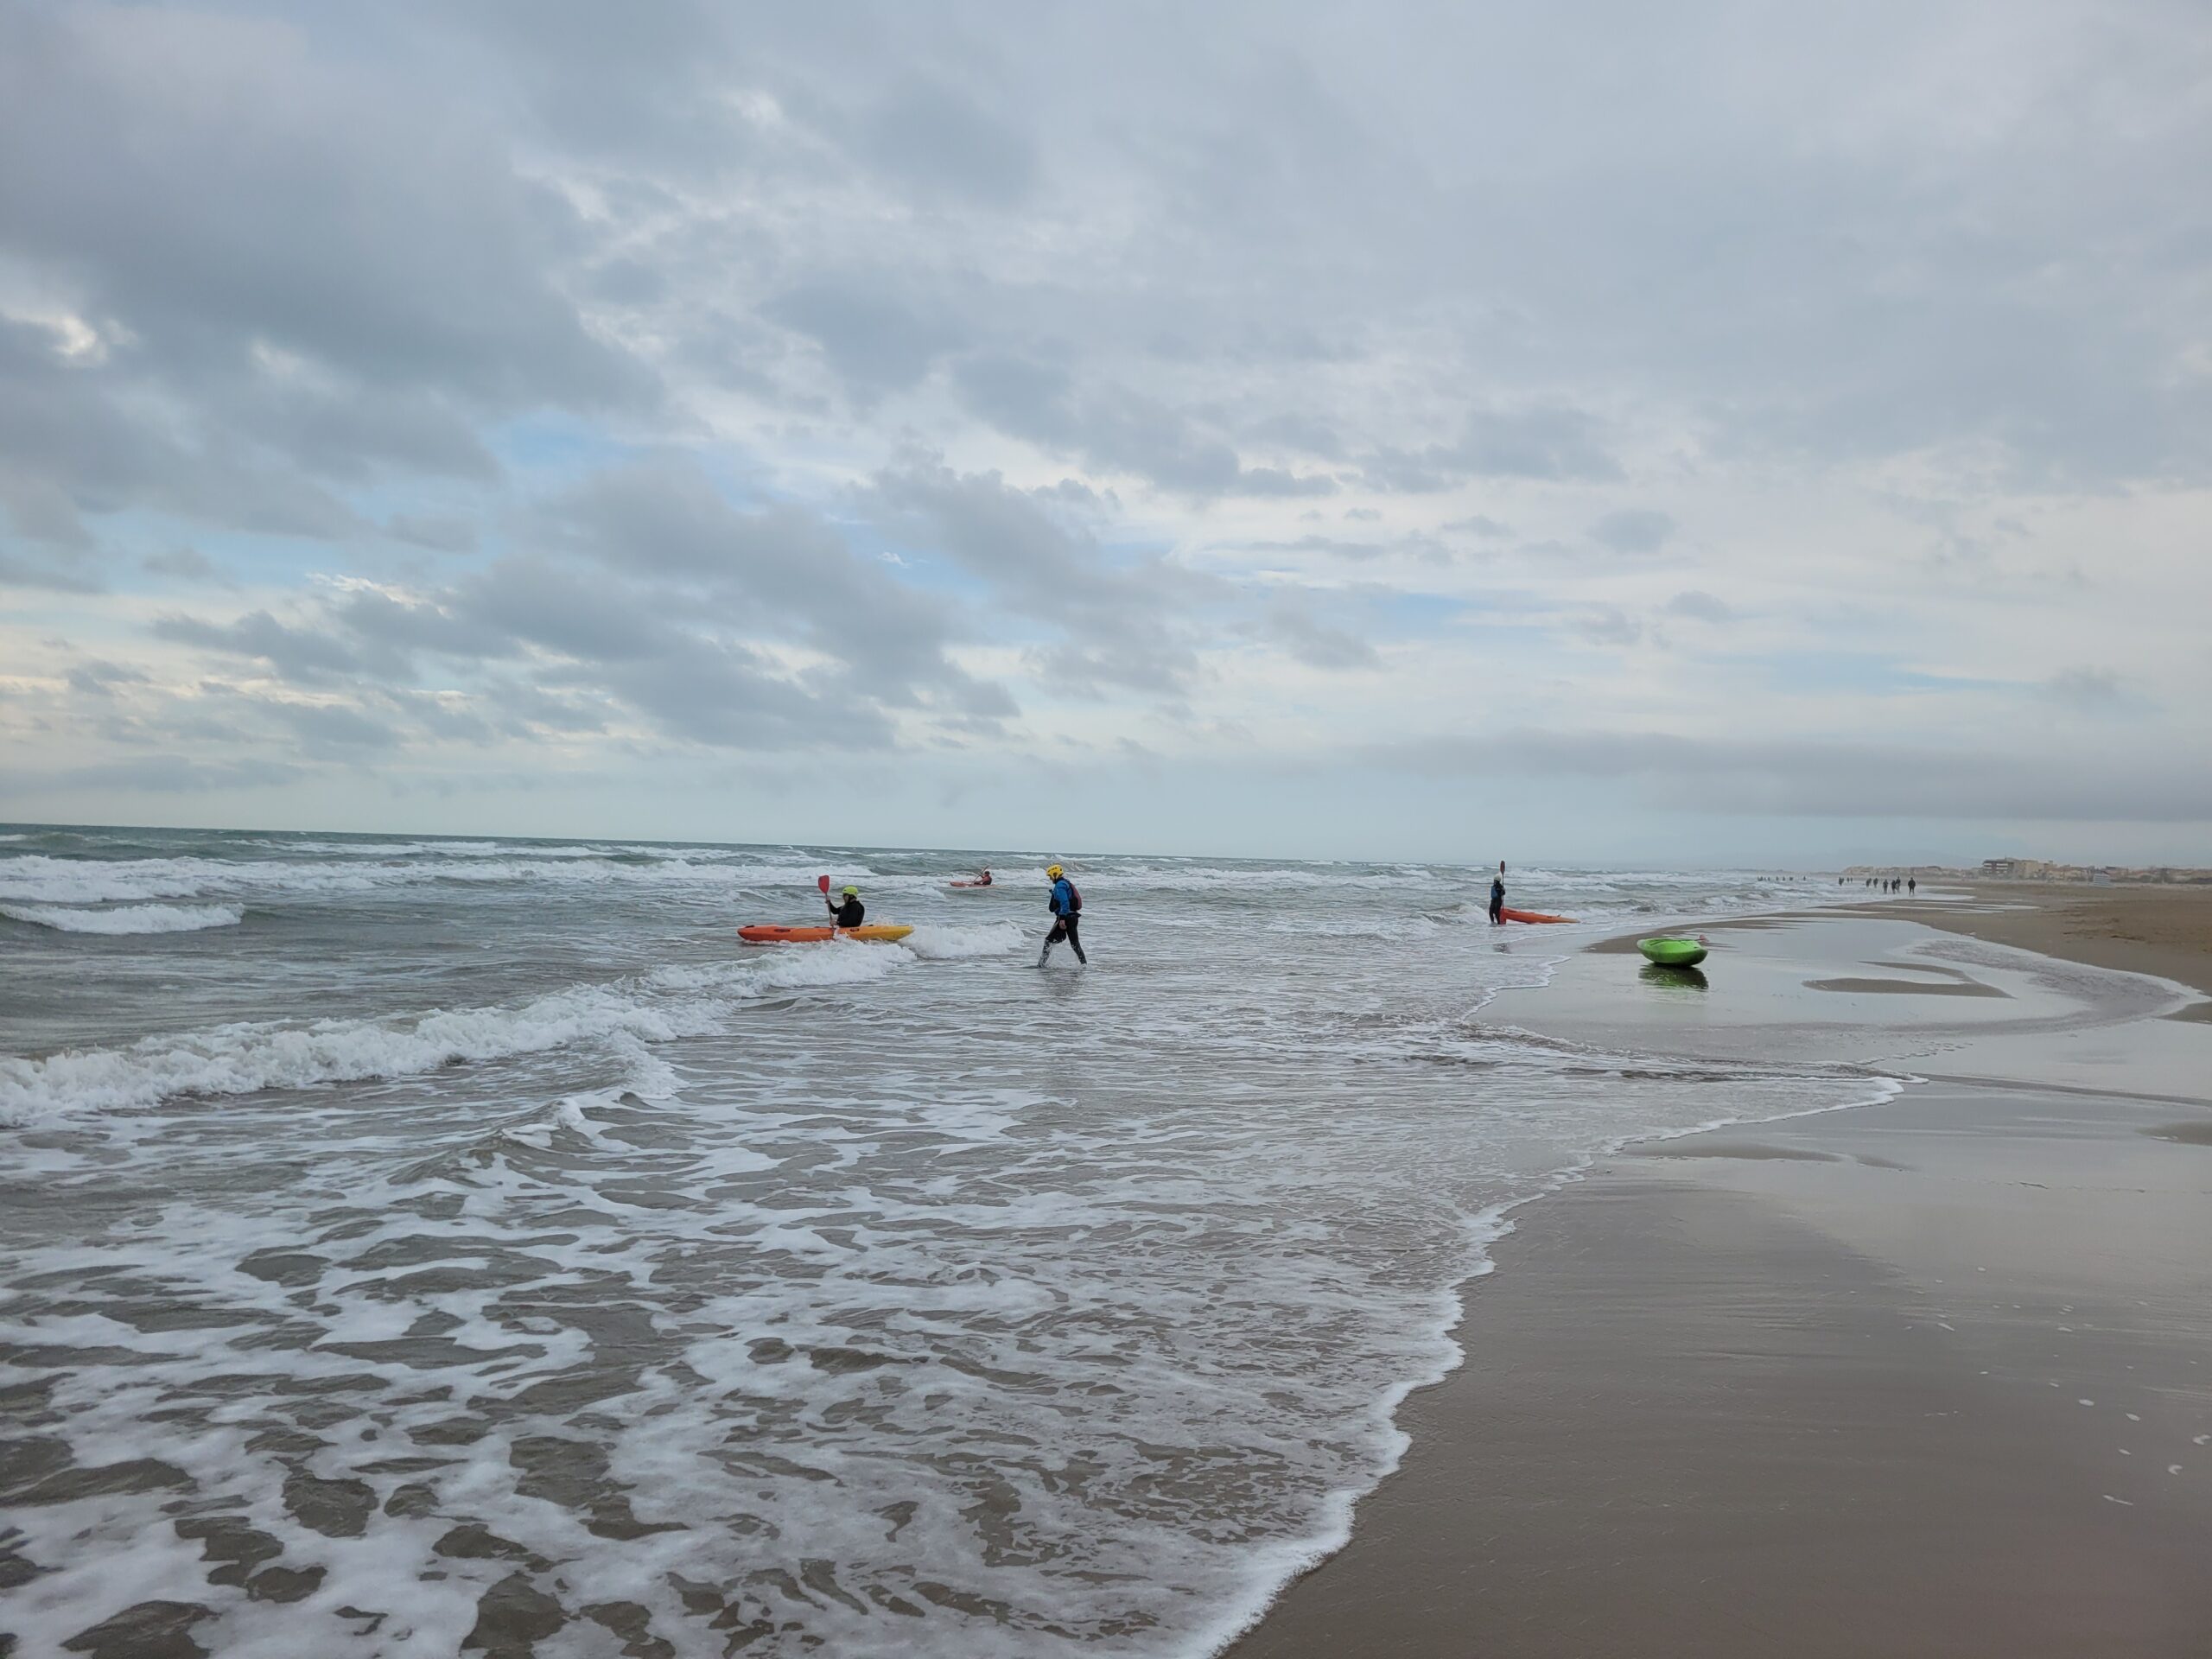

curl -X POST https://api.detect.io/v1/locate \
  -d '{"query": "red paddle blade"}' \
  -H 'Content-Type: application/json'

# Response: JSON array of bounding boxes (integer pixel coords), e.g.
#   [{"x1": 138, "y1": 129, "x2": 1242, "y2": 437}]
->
[{"x1": 817, "y1": 874, "x2": 831, "y2": 893}]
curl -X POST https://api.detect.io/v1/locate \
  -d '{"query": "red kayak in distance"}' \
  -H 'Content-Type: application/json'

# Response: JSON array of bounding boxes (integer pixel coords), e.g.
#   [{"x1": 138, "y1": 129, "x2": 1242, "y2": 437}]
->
[
  {"x1": 1499, "y1": 906, "x2": 1575, "y2": 925},
  {"x1": 946, "y1": 880, "x2": 994, "y2": 889}
]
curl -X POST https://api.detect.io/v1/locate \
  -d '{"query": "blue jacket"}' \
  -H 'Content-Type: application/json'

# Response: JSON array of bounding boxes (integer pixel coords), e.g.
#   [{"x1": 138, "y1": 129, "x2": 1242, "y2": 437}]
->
[{"x1": 1049, "y1": 876, "x2": 1077, "y2": 918}]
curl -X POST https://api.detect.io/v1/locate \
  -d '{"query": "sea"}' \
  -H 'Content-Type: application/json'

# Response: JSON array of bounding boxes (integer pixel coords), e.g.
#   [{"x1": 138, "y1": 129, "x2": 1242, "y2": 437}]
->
[{"x1": 0, "y1": 826, "x2": 1885, "y2": 1657}]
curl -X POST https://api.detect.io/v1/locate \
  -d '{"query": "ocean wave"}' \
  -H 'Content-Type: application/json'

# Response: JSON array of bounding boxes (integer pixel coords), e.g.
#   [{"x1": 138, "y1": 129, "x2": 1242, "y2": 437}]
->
[
  {"x1": 0, "y1": 854, "x2": 380, "y2": 905},
  {"x1": 0, "y1": 848, "x2": 906, "y2": 906},
  {"x1": 1, "y1": 941, "x2": 925, "y2": 1126},
  {"x1": 899, "y1": 921, "x2": 1029, "y2": 960},
  {"x1": 0, "y1": 984, "x2": 698, "y2": 1124},
  {"x1": 0, "y1": 902, "x2": 244, "y2": 936}
]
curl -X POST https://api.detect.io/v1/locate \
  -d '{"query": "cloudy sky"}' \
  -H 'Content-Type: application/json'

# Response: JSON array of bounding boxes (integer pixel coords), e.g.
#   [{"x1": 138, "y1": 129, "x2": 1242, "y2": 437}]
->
[{"x1": 3, "y1": 1, "x2": 2209, "y2": 863}]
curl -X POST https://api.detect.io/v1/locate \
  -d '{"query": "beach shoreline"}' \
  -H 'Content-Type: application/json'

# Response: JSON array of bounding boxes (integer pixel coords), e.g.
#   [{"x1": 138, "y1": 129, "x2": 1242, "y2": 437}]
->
[{"x1": 1229, "y1": 885, "x2": 2212, "y2": 1657}]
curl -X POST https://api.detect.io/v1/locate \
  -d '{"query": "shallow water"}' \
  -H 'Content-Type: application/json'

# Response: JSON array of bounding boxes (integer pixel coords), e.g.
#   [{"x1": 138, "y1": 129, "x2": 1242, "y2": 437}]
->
[{"x1": 3, "y1": 829, "x2": 1881, "y2": 1656}]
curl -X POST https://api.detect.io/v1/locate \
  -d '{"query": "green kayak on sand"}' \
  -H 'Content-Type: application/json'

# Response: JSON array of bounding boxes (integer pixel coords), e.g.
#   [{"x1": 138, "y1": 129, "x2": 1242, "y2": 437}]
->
[{"x1": 1637, "y1": 937, "x2": 1708, "y2": 968}]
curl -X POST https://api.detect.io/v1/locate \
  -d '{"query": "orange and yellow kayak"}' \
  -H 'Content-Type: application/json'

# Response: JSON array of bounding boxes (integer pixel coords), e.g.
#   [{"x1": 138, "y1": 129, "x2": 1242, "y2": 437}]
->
[
  {"x1": 738, "y1": 925, "x2": 914, "y2": 945},
  {"x1": 1498, "y1": 907, "x2": 1575, "y2": 925}
]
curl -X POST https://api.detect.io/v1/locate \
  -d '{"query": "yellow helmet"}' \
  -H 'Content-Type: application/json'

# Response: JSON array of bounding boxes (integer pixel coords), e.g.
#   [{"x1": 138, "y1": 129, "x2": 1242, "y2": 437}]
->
[{"x1": 1046, "y1": 865, "x2": 1064, "y2": 880}]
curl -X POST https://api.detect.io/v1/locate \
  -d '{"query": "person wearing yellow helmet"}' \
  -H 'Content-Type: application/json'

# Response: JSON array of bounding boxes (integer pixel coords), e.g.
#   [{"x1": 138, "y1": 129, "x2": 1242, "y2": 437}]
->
[
  {"x1": 1039, "y1": 865, "x2": 1085, "y2": 967},
  {"x1": 825, "y1": 884, "x2": 865, "y2": 928}
]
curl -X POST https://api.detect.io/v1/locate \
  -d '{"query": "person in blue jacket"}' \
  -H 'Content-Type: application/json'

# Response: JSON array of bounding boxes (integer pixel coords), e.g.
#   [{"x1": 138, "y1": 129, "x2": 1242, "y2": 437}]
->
[{"x1": 1039, "y1": 864, "x2": 1087, "y2": 967}]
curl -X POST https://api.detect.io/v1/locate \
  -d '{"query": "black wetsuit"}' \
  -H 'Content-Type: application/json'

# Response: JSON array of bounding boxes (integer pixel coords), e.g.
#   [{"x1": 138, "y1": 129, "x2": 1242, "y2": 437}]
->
[
  {"x1": 1039, "y1": 878, "x2": 1086, "y2": 965},
  {"x1": 827, "y1": 895, "x2": 865, "y2": 927},
  {"x1": 1488, "y1": 877, "x2": 1505, "y2": 925}
]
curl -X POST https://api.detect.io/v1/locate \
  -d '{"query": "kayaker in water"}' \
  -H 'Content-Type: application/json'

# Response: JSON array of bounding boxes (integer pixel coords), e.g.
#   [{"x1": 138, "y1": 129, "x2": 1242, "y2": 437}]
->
[
  {"x1": 825, "y1": 885, "x2": 865, "y2": 927},
  {"x1": 1489, "y1": 862, "x2": 1506, "y2": 925},
  {"x1": 975, "y1": 868, "x2": 993, "y2": 886},
  {"x1": 1039, "y1": 865, "x2": 1086, "y2": 967}
]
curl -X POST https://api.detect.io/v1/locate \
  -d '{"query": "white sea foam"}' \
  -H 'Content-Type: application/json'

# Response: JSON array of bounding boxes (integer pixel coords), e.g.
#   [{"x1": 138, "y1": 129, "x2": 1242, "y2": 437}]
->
[
  {"x1": 0, "y1": 926, "x2": 944, "y2": 1126},
  {"x1": 0, "y1": 986, "x2": 687, "y2": 1124},
  {"x1": 899, "y1": 920, "x2": 1028, "y2": 959},
  {"x1": 0, "y1": 847, "x2": 899, "y2": 906},
  {"x1": 0, "y1": 901, "x2": 245, "y2": 935},
  {"x1": 0, "y1": 853, "x2": 381, "y2": 904}
]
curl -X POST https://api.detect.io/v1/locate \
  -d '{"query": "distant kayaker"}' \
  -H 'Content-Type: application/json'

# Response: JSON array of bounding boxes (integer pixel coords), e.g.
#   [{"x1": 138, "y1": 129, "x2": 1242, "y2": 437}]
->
[
  {"x1": 825, "y1": 885, "x2": 865, "y2": 927},
  {"x1": 975, "y1": 868, "x2": 993, "y2": 887},
  {"x1": 1039, "y1": 865, "x2": 1087, "y2": 967},
  {"x1": 1489, "y1": 862, "x2": 1506, "y2": 925}
]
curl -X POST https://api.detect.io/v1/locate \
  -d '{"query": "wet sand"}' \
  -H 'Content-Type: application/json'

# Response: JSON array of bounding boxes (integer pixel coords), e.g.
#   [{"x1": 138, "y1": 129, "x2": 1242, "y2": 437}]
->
[
  {"x1": 1230, "y1": 893, "x2": 2212, "y2": 1658},
  {"x1": 1896, "y1": 884, "x2": 2212, "y2": 1018}
]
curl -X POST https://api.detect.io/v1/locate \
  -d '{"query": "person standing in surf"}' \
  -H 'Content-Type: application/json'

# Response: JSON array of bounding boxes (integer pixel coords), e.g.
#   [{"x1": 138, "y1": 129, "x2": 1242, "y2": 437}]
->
[
  {"x1": 1489, "y1": 862, "x2": 1506, "y2": 925},
  {"x1": 1039, "y1": 865, "x2": 1086, "y2": 967}
]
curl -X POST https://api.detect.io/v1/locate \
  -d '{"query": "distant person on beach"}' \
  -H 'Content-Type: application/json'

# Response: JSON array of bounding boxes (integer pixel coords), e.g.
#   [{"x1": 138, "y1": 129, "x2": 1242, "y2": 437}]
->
[
  {"x1": 1489, "y1": 863, "x2": 1507, "y2": 925},
  {"x1": 1908, "y1": 876, "x2": 1916, "y2": 895},
  {"x1": 1039, "y1": 865, "x2": 1086, "y2": 967},
  {"x1": 826, "y1": 885, "x2": 865, "y2": 927}
]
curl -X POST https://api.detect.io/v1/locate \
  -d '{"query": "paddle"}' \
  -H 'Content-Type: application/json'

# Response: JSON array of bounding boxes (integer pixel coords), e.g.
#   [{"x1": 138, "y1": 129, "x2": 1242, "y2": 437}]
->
[{"x1": 817, "y1": 874, "x2": 830, "y2": 894}]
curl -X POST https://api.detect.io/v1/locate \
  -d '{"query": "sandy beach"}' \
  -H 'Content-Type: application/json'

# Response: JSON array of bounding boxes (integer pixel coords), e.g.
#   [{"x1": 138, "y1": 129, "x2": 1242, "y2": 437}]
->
[
  {"x1": 1232, "y1": 887, "x2": 2212, "y2": 1658},
  {"x1": 1895, "y1": 884, "x2": 2212, "y2": 1016}
]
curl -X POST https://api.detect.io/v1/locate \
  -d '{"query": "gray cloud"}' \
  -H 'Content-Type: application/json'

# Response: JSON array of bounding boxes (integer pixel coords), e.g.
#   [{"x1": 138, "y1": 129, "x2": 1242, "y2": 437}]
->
[
  {"x1": 0, "y1": 318, "x2": 355, "y2": 550},
  {"x1": 767, "y1": 280, "x2": 969, "y2": 401},
  {"x1": 1365, "y1": 730, "x2": 2212, "y2": 823},
  {"x1": 861, "y1": 76, "x2": 1036, "y2": 207},
  {"x1": 0, "y1": 8, "x2": 643, "y2": 407},
  {"x1": 1576, "y1": 607, "x2": 1645, "y2": 647},
  {"x1": 1591, "y1": 509, "x2": 1676, "y2": 554},
  {"x1": 1665, "y1": 589, "x2": 1732, "y2": 623},
  {"x1": 141, "y1": 548, "x2": 225, "y2": 582},
  {"x1": 153, "y1": 610, "x2": 372, "y2": 686},
  {"x1": 4, "y1": 755, "x2": 302, "y2": 795},
  {"x1": 139, "y1": 454, "x2": 1033, "y2": 755},
  {"x1": 951, "y1": 353, "x2": 1335, "y2": 498},
  {"x1": 0, "y1": 4, "x2": 653, "y2": 553},
  {"x1": 385, "y1": 515, "x2": 480, "y2": 555},
  {"x1": 66, "y1": 660, "x2": 149, "y2": 696},
  {"x1": 1236, "y1": 467, "x2": 1339, "y2": 499},
  {"x1": 1245, "y1": 413, "x2": 1345, "y2": 460},
  {"x1": 868, "y1": 460, "x2": 1209, "y2": 694},
  {"x1": 2042, "y1": 666, "x2": 2124, "y2": 712},
  {"x1": 0, "y1": 544, "x2": 103, "y2": 593},
  {"x1": 1361, "y1": 408, "x2": 1623, "y2": 493},
  {"x1": 1256, "y1": 598, "x2": 1379, "y2": 670},
  {"x1": 270, "y1": 699, "x2": 401, "y2": 752}
]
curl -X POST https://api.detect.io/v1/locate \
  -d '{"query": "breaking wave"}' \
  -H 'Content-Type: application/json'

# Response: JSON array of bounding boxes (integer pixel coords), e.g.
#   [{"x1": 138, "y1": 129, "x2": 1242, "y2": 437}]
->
[{"x1": 0, "y1": 901, "x2": 245, "y2": 935}]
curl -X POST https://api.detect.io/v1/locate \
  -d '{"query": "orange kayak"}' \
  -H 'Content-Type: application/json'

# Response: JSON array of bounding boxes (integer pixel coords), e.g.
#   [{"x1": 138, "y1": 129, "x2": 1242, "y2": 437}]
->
[
  {"x1": 738, "y1": 925, "x2": 914, "y2": 944},
  {"x1": 1498, "y1": 907, "x2": 1575, "y2": 925}
]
